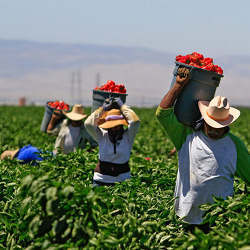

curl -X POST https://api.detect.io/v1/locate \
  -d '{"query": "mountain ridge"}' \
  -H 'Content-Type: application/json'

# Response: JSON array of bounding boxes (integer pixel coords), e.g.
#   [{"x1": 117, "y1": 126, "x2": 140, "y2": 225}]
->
[{"x1": 0, "y1": 39, "x2": 249, "y2": 106}]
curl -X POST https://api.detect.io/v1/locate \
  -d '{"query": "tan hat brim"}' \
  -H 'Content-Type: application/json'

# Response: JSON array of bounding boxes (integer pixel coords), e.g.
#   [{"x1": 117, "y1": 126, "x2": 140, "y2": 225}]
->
[
  {"x1": 198, "y1": 101, "x2": 240, "y2": 128},
  {"x1": 99, "y1": 119, "x2": 128, "y2": 129},
  {"x1": 65, "y1": 113, "x2": 87, "y2": 121}
]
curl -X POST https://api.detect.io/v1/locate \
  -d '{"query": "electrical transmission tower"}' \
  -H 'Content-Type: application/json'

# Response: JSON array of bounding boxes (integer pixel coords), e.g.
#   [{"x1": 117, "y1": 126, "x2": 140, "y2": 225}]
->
[
  {"x1": 70, "y1": 70, "x2": 82, "y2": 105},
  {"x1": 77, "y1": 70, "x2": 82, "y2": 104},
  {"x1": 95, "y1": 72, "x2": 101, "y2": 88},
  {"x1": 71, "y1": 72, "x2": 75, "y2": 105}
]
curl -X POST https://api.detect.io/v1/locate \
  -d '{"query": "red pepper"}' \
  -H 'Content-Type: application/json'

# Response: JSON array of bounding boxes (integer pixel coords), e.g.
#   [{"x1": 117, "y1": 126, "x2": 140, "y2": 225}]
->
[
  {"x1": 192, "y1": 52, "x2": 204, "y2": 61},
  {"x1": 176, "y1": 55, "x2": 184, "y2": 61},
  {"x1": 203, "y1": 57, "x2": 213, "y2": 65}
]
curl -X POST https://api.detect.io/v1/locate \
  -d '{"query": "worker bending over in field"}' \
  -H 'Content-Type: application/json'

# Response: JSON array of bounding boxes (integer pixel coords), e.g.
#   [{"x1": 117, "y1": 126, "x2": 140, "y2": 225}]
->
[
  {"x1": 85, "y1": 97, "x2": 140, "y2": 186},
  {"x1": 156, "y1": 67, "x2": 250, "y2": 229},
  {"x1": 1, "y1": 145, "x2": 44, "y2": 164},
  {"x1": 48, "y1": 104, "x2": 97, "y2": 154}
]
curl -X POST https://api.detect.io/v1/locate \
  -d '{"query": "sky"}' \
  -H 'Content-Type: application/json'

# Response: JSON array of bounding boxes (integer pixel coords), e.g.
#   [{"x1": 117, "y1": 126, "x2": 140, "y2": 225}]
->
[{"x1": 1, "y1": 0, "x2": 250, "y2": 57}]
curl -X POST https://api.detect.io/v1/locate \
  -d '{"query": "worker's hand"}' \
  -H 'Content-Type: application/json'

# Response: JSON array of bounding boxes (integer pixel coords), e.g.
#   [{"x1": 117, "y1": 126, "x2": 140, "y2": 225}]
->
[
  {"x1": 102, "y1": 98, "x2": 113, "y2": 111},
  {"x1": 113, "y1": 97, "x2": 124, "y2": 109},
  {"x1": 176, "y1": 67, "x2": 190, "y2": 86}
]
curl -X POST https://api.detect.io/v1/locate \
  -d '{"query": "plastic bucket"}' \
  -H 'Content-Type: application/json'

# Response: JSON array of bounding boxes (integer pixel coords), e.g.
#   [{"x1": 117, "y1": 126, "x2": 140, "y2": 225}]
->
[
  {"x1": 40, "y1": 102, "x2": 54, "y2": 132},
  {"x1": 91, "y1": 90, "x2": 127, "y2": 113},
  {"x1": 171, "y1": 61, "x2": 223, "y2": 126}
]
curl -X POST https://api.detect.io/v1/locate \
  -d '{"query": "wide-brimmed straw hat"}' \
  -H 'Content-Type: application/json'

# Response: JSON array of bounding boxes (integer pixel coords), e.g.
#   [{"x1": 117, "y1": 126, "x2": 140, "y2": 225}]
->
[
  {"x1": 198, "y1": 96, "x2": 240, "y2": 128},
  {"x1": 64, "y1": 104, "x2": 87, "y2": 121},
  {"x1": 1, "y1": 149, "x2": 19, "y2": 160},
  {"x1": 99, "y1": 109, "x2": 128, "y2": 129}
]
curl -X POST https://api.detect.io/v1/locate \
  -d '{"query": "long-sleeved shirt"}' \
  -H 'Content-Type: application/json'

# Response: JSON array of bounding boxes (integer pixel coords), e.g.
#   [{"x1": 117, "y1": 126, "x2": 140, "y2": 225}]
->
[
  {"x1": 53, "y1": 119, "x2": 98, "y2": 154},
  {"x1": 84, "y1": 105, "x2": 140, "y2": 183},
  {"x1": 156, "y1": 106, "x2": 250, "y2": 224}
]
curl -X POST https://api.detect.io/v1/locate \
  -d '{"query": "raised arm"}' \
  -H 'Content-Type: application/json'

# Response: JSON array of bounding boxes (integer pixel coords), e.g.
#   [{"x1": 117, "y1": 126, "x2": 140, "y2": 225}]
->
[
  {"x1": 160, "y1": 67, "x2": 190, "y2": 109},
  {"x1": 112, "y1": 97, "x2": 140, "y2": 142},
  {"x1": 84, "y1": 107, "x2": 104, "y2": 142},
  {"x1": 47, "y1": 112, "x2": 65, "y2": 136},
  {"x1": 156, "y1": 67, "x2": 192, "y2": 151},
  {"x1": 121, "y1": 105, "x2": 140, "y2": 143}
]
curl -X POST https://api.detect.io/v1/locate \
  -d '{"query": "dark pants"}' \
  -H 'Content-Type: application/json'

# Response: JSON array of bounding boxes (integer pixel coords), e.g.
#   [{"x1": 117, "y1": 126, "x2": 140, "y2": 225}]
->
[
  {"x1": 183, "y1": 222, "x2": 210, "y2": 234},
  {"x1": 93, "y1": 180, "x2": 115, "y2": 187}
]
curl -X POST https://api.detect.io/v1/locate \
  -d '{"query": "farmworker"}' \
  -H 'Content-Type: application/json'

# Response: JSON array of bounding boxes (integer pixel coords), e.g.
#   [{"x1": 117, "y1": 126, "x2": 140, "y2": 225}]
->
[
  {"x1": 1, "y1": 145, "x2": 44, "y2": 164},
  {"x1": 156, "y1": 67, "x2": 250, "y2": 227},
  {"x1": 85, "y1": 97, "x2": 140, "y2": 186},
  {"x1": 52, "y1": 104, "x2": 98, "y2": 154}
]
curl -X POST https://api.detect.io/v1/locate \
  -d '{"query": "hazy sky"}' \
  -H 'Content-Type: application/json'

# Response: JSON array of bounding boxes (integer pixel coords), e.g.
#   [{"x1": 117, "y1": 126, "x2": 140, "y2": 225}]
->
[{"x1": 1, "y1": 0, "x2": 250, "y2": 56}]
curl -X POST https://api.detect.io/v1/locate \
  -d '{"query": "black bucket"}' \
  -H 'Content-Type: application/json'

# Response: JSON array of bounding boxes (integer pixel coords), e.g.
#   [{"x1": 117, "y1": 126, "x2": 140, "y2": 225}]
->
[
  {"x1": 91, "y1": 90, "x2": 127, "y2": 113},
  {"x1": 171, "y1": 61, "x2": 223, "y2": 126}
]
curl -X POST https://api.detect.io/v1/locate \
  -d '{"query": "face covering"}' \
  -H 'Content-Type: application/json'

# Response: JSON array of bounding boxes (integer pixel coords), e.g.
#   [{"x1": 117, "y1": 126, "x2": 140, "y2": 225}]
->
[
  {"x1": 192, "y1": 118, "x2": 204, "y2": 131},
  {"x1": 108, "y1": 126, "x2": 124, "y2": 154}
]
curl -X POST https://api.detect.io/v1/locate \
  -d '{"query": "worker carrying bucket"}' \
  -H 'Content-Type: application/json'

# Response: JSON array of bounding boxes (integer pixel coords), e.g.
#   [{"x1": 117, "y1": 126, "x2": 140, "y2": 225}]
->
[
  {"x1": 85, "y1": 96, "x2": 140, "y2": 186},
  {"x1": 156, "y1": 61, "x2": 250, "y2": 231},
  {"x1": 40, "y1": 100, "x2": 70, "y2": 132}
]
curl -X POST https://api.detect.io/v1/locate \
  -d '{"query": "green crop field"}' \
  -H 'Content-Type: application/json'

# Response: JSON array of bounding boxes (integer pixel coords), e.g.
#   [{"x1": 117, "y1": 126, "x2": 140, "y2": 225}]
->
[{"x1": 0, "y1": 106, "x2": 249, "y2": 249}]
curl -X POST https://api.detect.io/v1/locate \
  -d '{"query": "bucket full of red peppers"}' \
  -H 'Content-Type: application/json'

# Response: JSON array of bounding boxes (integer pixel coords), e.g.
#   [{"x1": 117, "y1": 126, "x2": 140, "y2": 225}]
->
[
  {"x1": 40, "y1": 100, "x2": 70, "y2": 132},
  {"x1": 171, "y1": 52, "x2": 224, "y2": 126},
  {"x1": 92, "y1": 80, "x2": 127, "y2": 112}
]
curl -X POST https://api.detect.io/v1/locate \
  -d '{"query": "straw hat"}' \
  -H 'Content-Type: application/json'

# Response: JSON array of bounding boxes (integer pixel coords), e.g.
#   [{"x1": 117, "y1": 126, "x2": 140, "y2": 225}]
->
[
  {"x1": 99, "y1": 109, "x2": 128, "y2": 129},
  {"x1": 1, "y1": 149, "x2": 19, "y2": 160},
  {"x1": 64, "y1": 104, "x2": 87, "y2": 121},
  {"x1": 198, "y1": 96, "x2": 240, "y2": 128}
]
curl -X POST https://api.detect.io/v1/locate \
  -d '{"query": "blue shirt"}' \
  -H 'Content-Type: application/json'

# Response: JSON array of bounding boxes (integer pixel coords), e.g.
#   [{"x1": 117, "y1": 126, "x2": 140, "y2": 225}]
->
[{"x1": 16, "y1": 145, "x2": 43, "y2": 164}]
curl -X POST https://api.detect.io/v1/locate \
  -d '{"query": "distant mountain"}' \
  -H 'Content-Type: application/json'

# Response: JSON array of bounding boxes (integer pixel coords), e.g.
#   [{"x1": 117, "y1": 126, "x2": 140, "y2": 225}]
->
[
  {"x1": 0, "y1": 39, "x2": 249, "y2": 106},
  {"x1": 0, "y1": 39, "x2": 175, "y2": 78},
  {"x1": 1, "y1": 39, "x2": 250, "y2": 78}
]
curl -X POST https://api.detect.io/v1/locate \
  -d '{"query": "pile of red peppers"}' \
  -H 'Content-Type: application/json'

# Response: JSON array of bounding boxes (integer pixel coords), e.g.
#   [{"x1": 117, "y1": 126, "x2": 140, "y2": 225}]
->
[
  {"x1": 94, "y1": 80, "x2": 127, "y2": 94},
  {"x1": 48, "y1": 100, "x2": 70, "y2": 110},
  {"x1": 176, "y1": 52, "x2": 223, "y2": 75}
]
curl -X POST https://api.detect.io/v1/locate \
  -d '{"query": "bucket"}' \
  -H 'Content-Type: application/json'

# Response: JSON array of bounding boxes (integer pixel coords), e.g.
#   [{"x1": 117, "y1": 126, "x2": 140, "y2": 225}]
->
[
  {"x1": 170, "y1": 61, "x2": 223, "y2": 126},
  {"x1": 40, "y1": 102, "x2": 54, "y2": 132},
  {"x1": 91, "y1": 90, "x2": 127, "y2": 113},
  {"x1": 40, "y1": 102, "x2": 66, "y2": 132}
]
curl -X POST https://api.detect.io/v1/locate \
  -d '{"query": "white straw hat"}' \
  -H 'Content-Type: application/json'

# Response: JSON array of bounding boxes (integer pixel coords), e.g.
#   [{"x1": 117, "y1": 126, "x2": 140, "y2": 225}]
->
[
  {"x1": 198, "y1": 96, "x2": 240, "y2": 128},
  {"x1": 64, "y1": 104, "x2": 87, "y2": 121}
]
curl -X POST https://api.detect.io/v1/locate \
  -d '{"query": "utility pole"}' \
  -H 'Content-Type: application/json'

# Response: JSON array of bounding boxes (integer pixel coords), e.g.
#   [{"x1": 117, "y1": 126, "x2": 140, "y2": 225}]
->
[
  {"x1": 77, "y1": 70, "x2": 82, "y2": 104},
  {"x1": 71, "y1": 72, "x2": 75, "y2": 105},
  {"x1": 71, "y1": 70, "x2": 83, "y2": 104}
]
